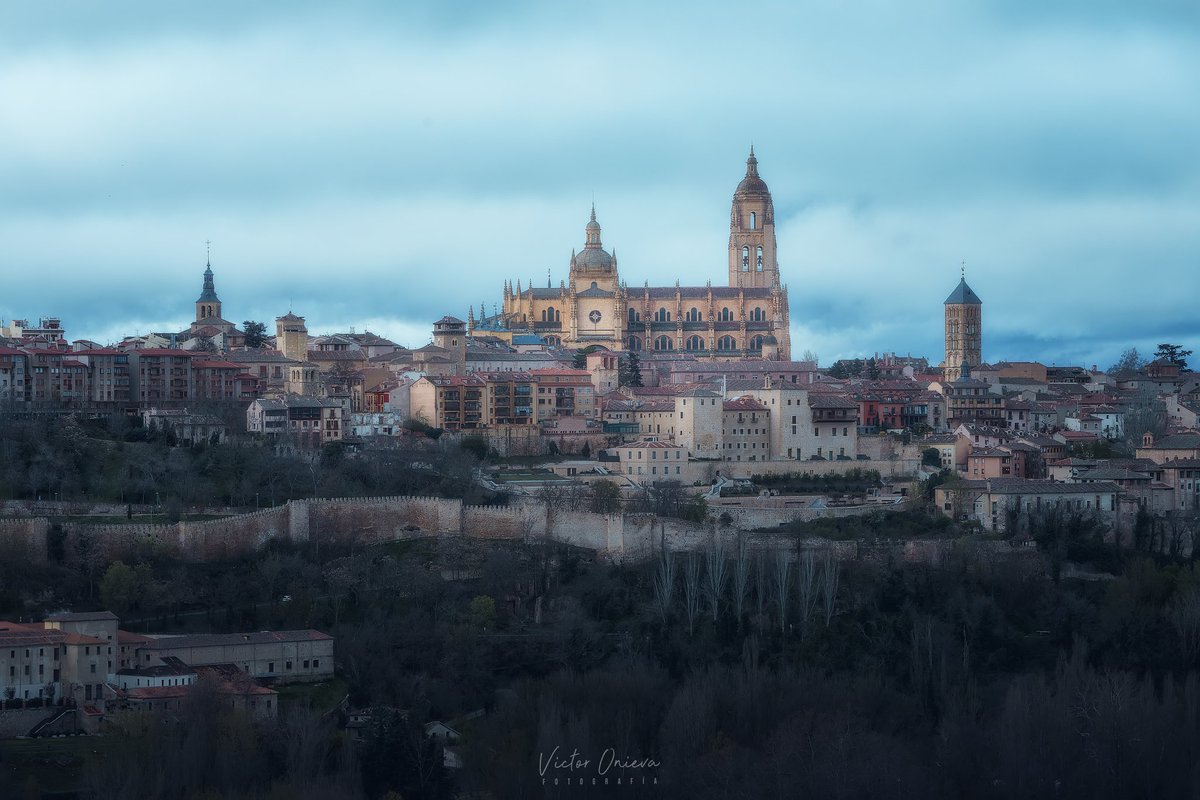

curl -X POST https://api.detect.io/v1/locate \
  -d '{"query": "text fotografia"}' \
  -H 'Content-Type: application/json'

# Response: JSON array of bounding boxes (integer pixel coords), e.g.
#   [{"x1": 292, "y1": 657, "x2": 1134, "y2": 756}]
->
[{"x1": 539, "y1": 746, "x2": 661, "y2": 786}]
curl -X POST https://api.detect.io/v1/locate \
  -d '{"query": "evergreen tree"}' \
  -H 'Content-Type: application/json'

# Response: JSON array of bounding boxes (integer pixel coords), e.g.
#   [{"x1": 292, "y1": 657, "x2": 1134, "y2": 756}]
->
[
  {"x1": 1155, "y1": 343, "x2": 1193, "y2": 371},
  {"x1": 619, "y1": 351, "x2": 644, "y2": 387},
  {"x1": 242, "y1": 320, "x2": 268, "y2": 348}
]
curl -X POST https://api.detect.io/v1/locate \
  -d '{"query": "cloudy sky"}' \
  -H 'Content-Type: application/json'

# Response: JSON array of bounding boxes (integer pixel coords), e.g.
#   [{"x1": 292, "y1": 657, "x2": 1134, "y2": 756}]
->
[{"x1": 2, "y1": 1, "x2": 1197, "y2": 367}]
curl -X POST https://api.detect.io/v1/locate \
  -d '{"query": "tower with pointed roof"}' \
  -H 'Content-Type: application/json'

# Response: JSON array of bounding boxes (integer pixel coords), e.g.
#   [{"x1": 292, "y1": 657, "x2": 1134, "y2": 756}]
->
[
  {"x1": 195, "y1": 251, "x2": 222, "y2": 321},
  {"x1": 728, "y1": 146, "x2": 779, "y2": 290},
  {"x1": 943, "y1": 270, "x2": 982, "y2": 381}
]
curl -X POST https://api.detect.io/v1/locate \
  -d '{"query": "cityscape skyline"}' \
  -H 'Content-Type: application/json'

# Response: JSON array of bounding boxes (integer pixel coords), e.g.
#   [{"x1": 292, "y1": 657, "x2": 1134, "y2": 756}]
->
[{"x1": 2, "y1": 1, "x2": 1197, "y2": 367}]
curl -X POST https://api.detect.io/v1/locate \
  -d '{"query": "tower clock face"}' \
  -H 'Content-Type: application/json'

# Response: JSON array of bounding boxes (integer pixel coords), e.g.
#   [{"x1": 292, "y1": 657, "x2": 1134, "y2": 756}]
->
[{"x1": 588, "y1": 310, "x2": 602, "y2": 324}]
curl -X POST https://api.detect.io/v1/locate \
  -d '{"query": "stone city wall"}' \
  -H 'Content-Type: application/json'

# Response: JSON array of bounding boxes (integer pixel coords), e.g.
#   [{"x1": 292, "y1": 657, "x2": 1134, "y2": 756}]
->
[
  {"x1": 0, "y1": 517, "x2": 49, "y2": 563},
  {"x1": 28, "y1": 493, "x2": 1018, "y2": 569}
]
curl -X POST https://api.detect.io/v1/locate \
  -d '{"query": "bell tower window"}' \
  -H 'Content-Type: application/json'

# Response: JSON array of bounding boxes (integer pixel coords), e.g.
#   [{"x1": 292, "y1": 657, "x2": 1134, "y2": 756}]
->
[
  {"x1": 741, "y1": 247, "x2": 750, "y2": 271},
  {"x1": 756, "y1": 246, "x2": 763, "y2": 271}
]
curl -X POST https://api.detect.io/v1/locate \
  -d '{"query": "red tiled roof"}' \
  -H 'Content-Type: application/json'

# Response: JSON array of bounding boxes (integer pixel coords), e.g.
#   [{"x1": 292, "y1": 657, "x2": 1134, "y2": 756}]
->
[
  {"x1": 723, "y1": 396, "x2": 768, "y2": 411},
  {"x1": 133, "y1": 349, "x2": 197, "y2": 357}
]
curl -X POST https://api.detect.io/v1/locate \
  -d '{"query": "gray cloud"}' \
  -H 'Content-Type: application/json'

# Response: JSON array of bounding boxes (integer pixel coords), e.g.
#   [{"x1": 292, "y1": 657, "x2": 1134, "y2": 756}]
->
[{"x1": 0, "y1": 1, "x2": 1196, "y2": 368}]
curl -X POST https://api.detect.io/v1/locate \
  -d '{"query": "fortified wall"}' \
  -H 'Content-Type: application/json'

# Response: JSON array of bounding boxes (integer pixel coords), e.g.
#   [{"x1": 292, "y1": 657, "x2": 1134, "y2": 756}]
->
[
  {"x1": 0, "y1": 495, "x2": 901, "y2": 565},
  {"x1": 0, "y1": 517, "x2": 50, "y2": 563}
]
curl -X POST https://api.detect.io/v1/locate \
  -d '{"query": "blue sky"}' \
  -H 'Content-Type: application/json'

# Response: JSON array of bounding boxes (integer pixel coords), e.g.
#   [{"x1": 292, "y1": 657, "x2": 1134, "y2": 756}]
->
[{"x1": 1, "y1": 1, "x2": 1197, "y2": 368}]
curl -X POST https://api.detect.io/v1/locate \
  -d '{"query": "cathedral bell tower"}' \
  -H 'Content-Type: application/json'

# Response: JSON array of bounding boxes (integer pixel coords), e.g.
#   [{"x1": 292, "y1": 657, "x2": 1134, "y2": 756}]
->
[{"x1": 728, "y1": 146, "x2": 780, "y2": 289}]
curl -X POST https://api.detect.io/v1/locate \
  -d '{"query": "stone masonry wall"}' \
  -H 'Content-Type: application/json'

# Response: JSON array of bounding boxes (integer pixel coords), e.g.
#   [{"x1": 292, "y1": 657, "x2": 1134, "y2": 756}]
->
[{"x1": 0, "y1": 517, "x2": 49, "y2": 563}]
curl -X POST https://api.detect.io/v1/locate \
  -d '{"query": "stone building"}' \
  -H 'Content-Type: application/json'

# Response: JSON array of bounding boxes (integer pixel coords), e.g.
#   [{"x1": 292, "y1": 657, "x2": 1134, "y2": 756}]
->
[
  {"x1": 184, "y1": 255, "x2": 245, "y2": 350},
  {"x1": 943, "y1": 272, "x2": 982, "y2": 382},
  {"x1": 490, "y1": 149, "x2": 791, "y2": 359}
]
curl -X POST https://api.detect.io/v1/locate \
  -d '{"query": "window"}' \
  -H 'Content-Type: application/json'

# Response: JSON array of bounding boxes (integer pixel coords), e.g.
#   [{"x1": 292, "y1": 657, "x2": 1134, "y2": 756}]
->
[
  {"x1": 749, "y1": 307, "x2": 765, "y2": 322},
  {"x1": 742, "y1": 246, "x2": 750, "y2": 271},
  {"x1": 286, "y1": 661, "x2": 293, "y2": 670},
  {"x1": 686, "y1": 307, "x2": 701, "y2": 322},
  {"x1": 627, "y1": 335, "x2": 642, "y2": 351},
  {"x1": 717, "y1": 335, "x2": 736, "y2": 351},
  {"x1": 749, "y1": 335, "x2": 764, "y2": 351},
  {"x1": 268, "y1": 662, "x2": 275, "y2": 672},
  {"x1": 654, "y1": 335, "x2": 673, "y2": 351},
  {"x1": 686, "y1": 335, "x2": 705, "y2": 351},
  {"x1": 654, "y1": 307, "x2": 671, "y2": 322},
  {"x1": 313, "y1": 660, "x2": 319, "y2": 669},
  {"x1": 719, "y1": 307, "x2": 734, "y2": 322},
  {"x1": 628, "y1": 308, "x2": 640, "y2": 324},
  {"x1": 303, "y1": 660, "x2": 309, "y2": 669},
  {"x1": 90, "y1": 664, "x2": 96, "y2": 674},
  {"x1": 749, "y1": 211, "x2": 757, "y2": 229},
  {"x1": 756, "y1": 246, "x2": 763, "y2": 271}
]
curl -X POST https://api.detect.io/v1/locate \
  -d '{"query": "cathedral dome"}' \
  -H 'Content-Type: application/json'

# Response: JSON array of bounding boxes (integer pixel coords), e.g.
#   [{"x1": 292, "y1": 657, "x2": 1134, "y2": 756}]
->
[
  {"x1": 574, "y1": 205, "x2": 615, "y2": 270},
  {"x1": 574, "y1": 247, "x2": 614, "y2": 269}
]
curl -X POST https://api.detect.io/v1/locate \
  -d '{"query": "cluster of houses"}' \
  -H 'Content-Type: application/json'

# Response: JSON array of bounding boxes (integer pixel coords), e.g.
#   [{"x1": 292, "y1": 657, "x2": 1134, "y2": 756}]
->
[
  {"x1": 5, "y1": 270, "x2": 1200, "y2": 547},
  {"x1": 0, "y1": 610, "x2": 333, "y2": 733}
]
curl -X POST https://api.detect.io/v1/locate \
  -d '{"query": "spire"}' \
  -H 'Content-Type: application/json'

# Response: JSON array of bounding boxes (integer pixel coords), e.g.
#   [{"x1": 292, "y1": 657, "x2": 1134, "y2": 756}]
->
[
  {"x1": 584, "y1": 205, "x2": 602, "y2": 248},
  {"x1": 197, "y1": 244, "x2": 219, "y2": 303}
]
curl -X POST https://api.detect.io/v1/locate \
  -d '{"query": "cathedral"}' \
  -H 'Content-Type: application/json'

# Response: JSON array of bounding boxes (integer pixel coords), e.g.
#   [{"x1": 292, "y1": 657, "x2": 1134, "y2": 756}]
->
[{"x1": 481, "y1": 149, "x2": 791, "y2": 360}]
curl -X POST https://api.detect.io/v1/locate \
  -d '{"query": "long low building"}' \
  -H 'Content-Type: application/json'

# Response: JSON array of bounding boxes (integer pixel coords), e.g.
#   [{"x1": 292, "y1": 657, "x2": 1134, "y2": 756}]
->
[
  {"x1": 134, "y1": 630, "x2": 334, "y2": 684},
  {"x1": 935, "y1": 477, "x2": 1121, "y2": 533}
]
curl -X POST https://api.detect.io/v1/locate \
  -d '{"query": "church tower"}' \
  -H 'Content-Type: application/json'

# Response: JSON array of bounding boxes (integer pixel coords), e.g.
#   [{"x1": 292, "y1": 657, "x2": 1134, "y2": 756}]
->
[
  {"x1": 275, "y1": 312, "x2": 309, "y2": 363},
  {"x1": 943, "y1": 271, "x2": 982, "y2": 382},
  {"x1": 728, "y1": 147, "x2": 780, "y2": 289},
  {"x1": 195, "y1": 250, "x2": 222, "y2": 321}
]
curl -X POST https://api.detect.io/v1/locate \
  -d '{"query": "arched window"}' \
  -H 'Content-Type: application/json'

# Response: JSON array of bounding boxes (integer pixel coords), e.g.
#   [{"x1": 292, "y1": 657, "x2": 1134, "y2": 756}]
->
[
  {"x1": 719, "y1": 307, "x2": 733, "y2": 322},
  {"x1": 628, "y1": 308, "x2": 640, "y2": 324},
  {"x1": 750, "y1": 307, "x2": 765, "y2": 322},
  {"x1": 654, "y1": 335, "x2": 674, "y2": 351},
  {"x1": 686, "y1": 335, "x2": 705, "y2": 351},
  {"x1": 543, "y1": 306, "x2": 558, "y2": 323},
  {"x1": 654, "y1": 307, "x2": 671, "y2": 322},
  {"x1": 545, "y1": 335, "x2": 561, "y2": 347},
  {"x1": 749, "y1": 334, "x2": 764, "y2": 351},
  {"x1": 717, "y1": 335, "x2": 737, "y2": 351},
  {"x1": 741, "y1": 246, "x2": 750, "y2": 271},
  {"x1": 627, "y1": 335, "x2": 642, "y2": 351},
  {"x1": 756, "y1": 246, "x2": 763, "y2": 271},
  {"x1": 749, "y1": 211, "x2": 756, "y2": 230},
  {"x1": 686, "y1": 307, "x2": 701, "y2": 322}
]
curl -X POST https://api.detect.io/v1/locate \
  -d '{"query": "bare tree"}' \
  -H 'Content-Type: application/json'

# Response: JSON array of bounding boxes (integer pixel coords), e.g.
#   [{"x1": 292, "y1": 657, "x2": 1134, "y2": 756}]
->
[
  {"x1": 796, "y1": 550, "x2": 818, "y2": 635},
  {"x1": 1169, "y1": 587, "x2": 1200, "y2": 665},
  {"x1": 772, "y1": 550, "x2": 792, "y2": 637},
  {"x1": 652, "y1": 549, "x2": 676, "y2": 624},
  {"x1": 732, "y1": 535, "x2": 752, "y2": 628},
  {"x1": 682, "y1": 552, "x2": 703, "y2": 637},
  {"x1": 704, "y1": 537, "x2": 728, "y2": 622},
  {"x1": 754, "y1": 552, "x2": 768, "y2": 629},
  {"x1": 820, "y1": 551, "x2": 840, "y2": 626}
]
